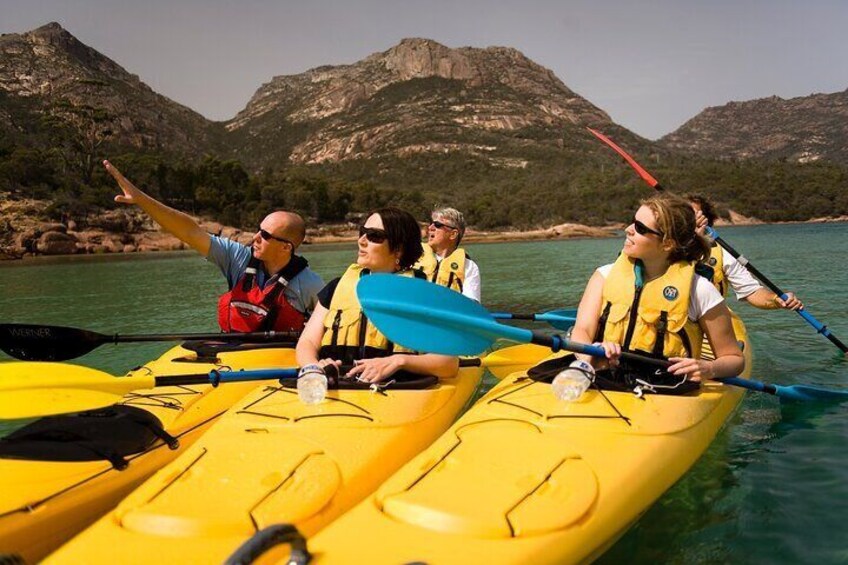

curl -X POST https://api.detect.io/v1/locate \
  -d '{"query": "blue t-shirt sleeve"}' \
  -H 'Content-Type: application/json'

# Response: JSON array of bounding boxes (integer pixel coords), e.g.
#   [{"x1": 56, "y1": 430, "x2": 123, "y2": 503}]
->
[
  {"x1": 206, "y1": 235, "x2": 252, "y2": 290},
  {"x1": 286, "y1": 268, "x2": 325, "y2": 313}
]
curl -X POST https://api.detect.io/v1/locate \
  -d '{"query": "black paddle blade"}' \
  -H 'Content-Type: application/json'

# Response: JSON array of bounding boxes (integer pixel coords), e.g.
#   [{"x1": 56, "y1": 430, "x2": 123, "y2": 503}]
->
[{"x1": 0, "y1": 324, "x2": 106, "y2": 361}]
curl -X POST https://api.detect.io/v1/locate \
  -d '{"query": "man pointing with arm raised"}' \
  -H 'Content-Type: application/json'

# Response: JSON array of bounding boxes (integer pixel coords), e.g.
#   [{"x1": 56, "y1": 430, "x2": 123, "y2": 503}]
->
[{"x1": 103, "y1": 160, "x2": 323, "y2": 333}]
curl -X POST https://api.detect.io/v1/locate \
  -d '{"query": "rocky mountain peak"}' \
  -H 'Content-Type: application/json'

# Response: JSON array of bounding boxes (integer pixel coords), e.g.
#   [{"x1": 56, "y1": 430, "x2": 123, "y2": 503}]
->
[
  {"x1": 27, "y1": 21, "x2": 76, "y2": 44},
  {"x1": 377, "y1": 38, "x2": 480, "y2": 83},
  {"x1": 7, "y1": 22, "x2": 129, "y2": 81},
  {"x1": 227, "y1": 37, "x2": 615, "y2": 166},
  {"x1": 0, "y1": 22, "x2": 223, "y2": 156}
]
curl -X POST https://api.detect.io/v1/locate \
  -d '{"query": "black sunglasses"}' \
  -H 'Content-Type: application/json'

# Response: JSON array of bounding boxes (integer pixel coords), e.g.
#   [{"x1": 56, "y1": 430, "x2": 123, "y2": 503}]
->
[
  {"x1": 430, "y1": 220, "x2": 457, "y2": 230},
  {"x1": 359, "y1": 225, "x2": 388, "y2": 244},
  {"x1": 633, "y1": 218, "x2": 663, "y2": 238},
  {"x1": 258, "y1": 228, "x2": 294, "y2": 247}
]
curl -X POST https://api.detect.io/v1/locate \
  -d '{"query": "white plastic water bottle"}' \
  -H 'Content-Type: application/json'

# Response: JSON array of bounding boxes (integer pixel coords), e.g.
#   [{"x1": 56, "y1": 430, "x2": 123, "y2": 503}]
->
[
  {"x1": 297, "y1": 365, "x2": 328, "y2": 405},
  {"x1": 551, "y1": 359, "x2": 595, "y2": 402}
]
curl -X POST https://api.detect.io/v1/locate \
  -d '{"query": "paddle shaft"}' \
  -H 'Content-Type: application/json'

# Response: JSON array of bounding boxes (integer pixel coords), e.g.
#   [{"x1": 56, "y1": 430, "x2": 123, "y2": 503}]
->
[
  {"x1": 718, "y1": 376, "x2": 776, "y2": 395},
  {"x1": 507, "y1": 331, "x2": 840, "y2": 401},
  {"x1": 154, "y1": 368, "x2": 298, "y2": 387},
  {"x1": 0, "y1": 323, "x2": 302, "y2": 361},
  {"x1": 108, "y1": 330, "x2": 300, "y2": 343},
  {"x1": 491, "y1": 310, "x2": 577, "y2": 332},
  {"x1": 589, "y1": 127, "x2": 848, "y2": 354},
  {"x1": 707, "y1": 228, "x2": 848, "y2": 353},
  {"x1": 492, "y1": 312, "x2": 575, "y2": 322},
  {"x1": 528, "y1": 330, "x2": 669, "y2": 368}
]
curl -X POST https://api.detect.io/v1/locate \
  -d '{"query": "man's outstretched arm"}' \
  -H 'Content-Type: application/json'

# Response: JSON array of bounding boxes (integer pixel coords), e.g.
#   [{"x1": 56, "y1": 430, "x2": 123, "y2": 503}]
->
[{"x1": 104, "y1": 159, "x2": 211, "y2": 256}]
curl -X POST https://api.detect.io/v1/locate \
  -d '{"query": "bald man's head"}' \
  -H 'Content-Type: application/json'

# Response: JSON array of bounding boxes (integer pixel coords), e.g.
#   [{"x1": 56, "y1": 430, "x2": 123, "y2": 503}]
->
[{"x1": 263, "y1": 211, "x2": 306, "y2": 248}]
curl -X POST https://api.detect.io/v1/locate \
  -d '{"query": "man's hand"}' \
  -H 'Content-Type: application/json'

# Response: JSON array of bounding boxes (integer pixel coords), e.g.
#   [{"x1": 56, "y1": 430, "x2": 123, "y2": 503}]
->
[{"x1": 104, "y1": 160, "x2": 140, "y2": 205}]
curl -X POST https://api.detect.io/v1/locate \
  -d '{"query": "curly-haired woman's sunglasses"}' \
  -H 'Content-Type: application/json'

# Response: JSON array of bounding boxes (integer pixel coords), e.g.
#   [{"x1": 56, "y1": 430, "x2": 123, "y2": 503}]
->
[{"x1": 633, "y1": 218, "x2": 663, "y2": 238}]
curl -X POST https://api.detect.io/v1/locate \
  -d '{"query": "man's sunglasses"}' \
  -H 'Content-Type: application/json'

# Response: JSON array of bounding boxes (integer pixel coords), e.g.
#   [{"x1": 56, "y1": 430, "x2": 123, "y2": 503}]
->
[
  {"x1": 430, "y1": 220, "x2": 456, "y2": 230},
  {"x1": 359, "y1": 225, "x2": 388, "y2": 244},
  {"x1": 633, "y1": 218, "x2": 663, "y2": 238},
  {"x1": 258, "y1": 228, "x2": 294, "y2": 247}
]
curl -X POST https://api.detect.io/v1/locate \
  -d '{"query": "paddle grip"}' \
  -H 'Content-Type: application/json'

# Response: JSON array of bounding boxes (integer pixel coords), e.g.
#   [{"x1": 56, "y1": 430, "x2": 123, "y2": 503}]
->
[
  {"x1": 528, "y1": 332, "x2": 609, "y2": 358},
  {"x1": 213, "y1": 368, "x2": 299, "y2": 385},
  {"x1": 154, "y1": 368, "x2": 299, "y2": 387}
]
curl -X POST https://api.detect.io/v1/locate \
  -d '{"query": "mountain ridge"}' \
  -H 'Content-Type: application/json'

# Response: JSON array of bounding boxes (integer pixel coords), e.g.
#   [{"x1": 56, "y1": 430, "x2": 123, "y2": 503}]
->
[
  {"x1": 660, "y1": 89, "x2": 848, "y2": 165},
  {"x1": 1, "y1": 22, "x2": 847, "y2": 251}
]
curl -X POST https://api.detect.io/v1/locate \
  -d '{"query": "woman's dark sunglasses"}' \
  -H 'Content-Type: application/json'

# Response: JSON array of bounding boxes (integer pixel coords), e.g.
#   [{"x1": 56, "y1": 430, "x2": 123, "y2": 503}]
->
[
  {"x1": 430, "y1": 220, "x2": 456, "y2": 230},
  {"x1": 359, "y1": 225, "x2": 388, "y2": 244},
  {"x1": 258, "y1": 228, "x2": 294, "y2": 246},
  {"x1": 633, "y1": 218, "x2": 663, "y2": 238}
]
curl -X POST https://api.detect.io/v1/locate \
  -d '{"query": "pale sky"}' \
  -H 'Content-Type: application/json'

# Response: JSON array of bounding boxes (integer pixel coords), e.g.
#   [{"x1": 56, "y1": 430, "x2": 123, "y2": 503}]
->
[{"x1": 2, "y1": 0, "x2": 846, "y2": 140}]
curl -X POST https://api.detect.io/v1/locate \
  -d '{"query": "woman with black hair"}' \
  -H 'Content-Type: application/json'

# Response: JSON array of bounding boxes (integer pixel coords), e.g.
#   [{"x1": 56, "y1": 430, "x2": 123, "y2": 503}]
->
[{"x1": 296, "y1": 207, "x2": 459, "y2": 384}]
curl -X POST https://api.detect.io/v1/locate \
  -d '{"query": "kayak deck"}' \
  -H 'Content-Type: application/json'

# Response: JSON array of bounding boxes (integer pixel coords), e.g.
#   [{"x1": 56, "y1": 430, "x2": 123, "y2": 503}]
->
[
  {"x1": 303, "y1": 316, "x2": 752, "y2": 564},
  {"x1": 0, "y1": 343, "x2": 295, "y2": 563},
  {"x1": 45, "y1": 364, "x2": 483, "y2": 564}
]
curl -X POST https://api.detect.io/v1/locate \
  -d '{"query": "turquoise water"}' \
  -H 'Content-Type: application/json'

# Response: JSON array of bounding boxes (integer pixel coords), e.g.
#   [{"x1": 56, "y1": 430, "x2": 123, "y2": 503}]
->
[{"x1": 1, "y1": 223, "x2": 847, "y2": 563}]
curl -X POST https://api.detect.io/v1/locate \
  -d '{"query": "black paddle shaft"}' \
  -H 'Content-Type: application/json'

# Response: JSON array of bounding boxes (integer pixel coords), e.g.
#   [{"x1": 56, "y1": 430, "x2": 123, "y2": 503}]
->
[
  {"x1": 113, "y1": 330, "x2": 301, "y2": 343},
  {"x1": 712, "y1": 235, "x2": 848, "y2": 354},
  {"x1": 528, "y1": 331, "x2": 671, "y2": 368},
  {"x1": 0, "y1": 323, "x2": 301, "y2": 361}
]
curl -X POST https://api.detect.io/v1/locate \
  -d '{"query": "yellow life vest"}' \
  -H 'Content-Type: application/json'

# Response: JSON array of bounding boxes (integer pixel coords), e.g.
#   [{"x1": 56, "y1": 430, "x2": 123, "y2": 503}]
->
[
  {"x1": 696, "y1": 244, "x2": 727, "y2": 297},
  {"x1": 596, "y1": 253, "x2": 703, "y2": 359},
  {"x1": 414, "y1": 244, "x2": 466, "y2": 293},
  {"x1": 320, "y1": 264, "x2": 418, "y2": 363}
]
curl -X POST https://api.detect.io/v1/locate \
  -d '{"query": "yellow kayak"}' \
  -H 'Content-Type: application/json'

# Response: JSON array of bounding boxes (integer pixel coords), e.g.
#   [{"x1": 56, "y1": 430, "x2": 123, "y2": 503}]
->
[
  {"x1": 0, "y1": 342, "x2": 295, "y2": 564},
  {"x1": 296, "y1": 315, "x2": 751, "y2": 564},
  {"x1": 45, "y1": 363, "x2": 484, "y2": 564}
]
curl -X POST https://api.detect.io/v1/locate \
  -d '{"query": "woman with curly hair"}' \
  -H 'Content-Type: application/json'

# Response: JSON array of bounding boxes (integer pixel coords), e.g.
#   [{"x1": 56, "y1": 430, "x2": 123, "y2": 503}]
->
[{"x1": 570, "y1": 193, "x2": 745, "y2": 388}]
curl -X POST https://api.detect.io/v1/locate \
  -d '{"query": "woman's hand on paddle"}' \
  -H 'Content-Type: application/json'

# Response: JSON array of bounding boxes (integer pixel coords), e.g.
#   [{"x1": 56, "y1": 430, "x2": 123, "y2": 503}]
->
[
  {"x1": 347, "y1": 356, "x2": 403, "y2": 383},
  {"x1": 103, "y1": 160, "x2": 141, "y2": 205},
  {"x1": 592, "y1": 341, "x2": 621, "y2": 369},
  {"x1": 667, "y1": 357, "x2": 714, "y2": 383},
  {"x1": 317, "y1": 359, "x2": 342, "y2": 373}
]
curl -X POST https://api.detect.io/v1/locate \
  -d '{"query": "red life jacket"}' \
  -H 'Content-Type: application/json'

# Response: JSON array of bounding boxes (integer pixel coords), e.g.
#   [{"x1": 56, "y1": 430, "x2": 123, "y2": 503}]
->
[{"x1": 217, "y1": 255, "x2": 309, "y2": 333}]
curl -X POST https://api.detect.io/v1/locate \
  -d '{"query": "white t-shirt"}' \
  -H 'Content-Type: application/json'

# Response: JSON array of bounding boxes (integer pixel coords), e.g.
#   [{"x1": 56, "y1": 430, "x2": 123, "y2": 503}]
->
[
  {"x1": 721, "y1": 248, "x2": 762, "y2": 301},
  {"x1": 463, "y1": 258, "x2": 482, "y2": 302},
  {"x1": 596, "y1": 264, "x2": 724, "y2": 321},
  {"x1": 435, "y1": 252, "x2": 481, "y2": 302}
]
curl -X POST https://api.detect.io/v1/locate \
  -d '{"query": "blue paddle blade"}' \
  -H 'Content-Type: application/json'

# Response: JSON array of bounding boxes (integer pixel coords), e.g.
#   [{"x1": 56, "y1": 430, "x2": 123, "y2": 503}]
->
[
  {"x1": 357, "y1": 275, "x2": 534, "y2": 356},
  {"x1": 775, "y1": 384, "x2": 848, "y2": 402},
  {"x1": 719, "y1": 377, "x2": 848, "y2": 402},
  {"x1": 536, "y1": 309, "x2": 577, "y2": 331},
  {"x1": 548, "y1": 308, "x2": 578, "y2": 319}
]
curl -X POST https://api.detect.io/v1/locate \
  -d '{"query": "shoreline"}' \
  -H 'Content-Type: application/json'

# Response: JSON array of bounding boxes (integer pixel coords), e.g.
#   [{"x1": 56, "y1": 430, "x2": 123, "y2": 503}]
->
[
  {"x1": 2, "y1": 199, "x2": 847, "y2": 261},
  {"x1": 0, "y1": 222, "x2": 622, "y2": 262}
]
